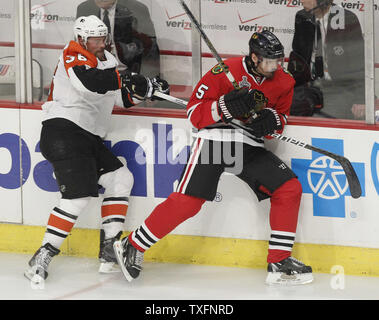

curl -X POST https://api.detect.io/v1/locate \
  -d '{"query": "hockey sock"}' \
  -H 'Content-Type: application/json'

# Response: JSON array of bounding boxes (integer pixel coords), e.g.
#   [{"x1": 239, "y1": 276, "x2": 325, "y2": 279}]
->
[
  {"x1": 128, "y1": 222, "x2": 159, "y2": 252},
  {"x1": 267, "y1": 178, "x2": 302, "y2": 263},
  {"x1": 128, "y1": 192, "x2": 206, "y2": 252},
  {"x1": 101, "y1": 196, "x2": 128, "y2": 239},
  {"x1": 42, "y1": 197, "x2": 91, "y2": 250},
  {"x1": 98, "y1": 167, "x2": 133, "y2": 239}
]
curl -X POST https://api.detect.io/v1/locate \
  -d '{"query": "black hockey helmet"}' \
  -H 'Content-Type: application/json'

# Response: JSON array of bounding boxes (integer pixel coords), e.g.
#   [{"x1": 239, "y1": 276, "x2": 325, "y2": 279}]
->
[{"x1": 248, "y1": 30, "x2": 284, "y2": 60}]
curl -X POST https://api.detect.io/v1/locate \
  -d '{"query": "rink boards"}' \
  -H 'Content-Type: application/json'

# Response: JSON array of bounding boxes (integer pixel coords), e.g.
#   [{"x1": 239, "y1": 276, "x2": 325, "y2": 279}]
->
[{"x1": 0, "y1": 106, "x2": 379, "y2": 276}]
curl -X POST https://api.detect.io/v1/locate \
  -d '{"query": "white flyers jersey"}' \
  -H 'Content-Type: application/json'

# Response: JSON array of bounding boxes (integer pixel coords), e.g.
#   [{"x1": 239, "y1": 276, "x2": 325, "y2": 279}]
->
[{"x1": 42, "y1": 40, "x2": 126, "y2": 138}]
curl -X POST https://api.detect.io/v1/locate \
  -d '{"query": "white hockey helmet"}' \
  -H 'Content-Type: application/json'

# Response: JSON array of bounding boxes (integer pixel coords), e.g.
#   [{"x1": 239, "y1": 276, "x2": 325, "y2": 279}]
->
[{"x1": 73, "y1": 15, "x2": 108, "y2": 44}]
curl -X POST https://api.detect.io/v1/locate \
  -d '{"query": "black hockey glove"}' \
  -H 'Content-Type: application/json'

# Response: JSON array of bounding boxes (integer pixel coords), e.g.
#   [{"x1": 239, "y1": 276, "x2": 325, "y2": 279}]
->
[
  {"x1": 246, "y1": 108, "x2": 283, "y2": 138},
  {"x1": 121, "y1": 73, "x2": 153, "y2": 100},
  {"x1": 150, "y1": 75, "x2": 170, "y2": 101},
  {"x1": 217, "y1": 88, "x2": 266, "y2": 123}
]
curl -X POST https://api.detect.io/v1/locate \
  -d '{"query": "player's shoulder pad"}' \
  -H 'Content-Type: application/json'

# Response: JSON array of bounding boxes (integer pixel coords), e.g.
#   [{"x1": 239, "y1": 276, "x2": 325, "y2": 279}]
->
[
  {"x1": 211, "y1": 64, "x2": 224, "y2": 75},
  {"x1": 282, "y1": 67, "x2": 294, "y2": 79},
  {"x1": 277, "y1": 66, "x2": 295, "y2": 85},
  {"x1": 210, "y1": 57, "x2": 240, "y2": 76},
  {"x1": 63, "y1": 41, "x2": 97, "y2": 69},
  {"x1": 278, "y1": 67, "x2": 294, "y2": 80}
]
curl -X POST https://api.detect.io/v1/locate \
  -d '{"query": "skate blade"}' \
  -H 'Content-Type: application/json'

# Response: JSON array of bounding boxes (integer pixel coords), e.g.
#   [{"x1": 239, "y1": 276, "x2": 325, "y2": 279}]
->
[
  {"x1": 265, "y1": 272, "x2": 314, "y2": 286},
  {"x1": 24, "y1": 268, "x2": 35, "y2": 281},
  {"x1": 98, "y1": 262, "x2": 120, "y2": 274},
  {"x1": 113, "y1": 240, "x2": 134, "y2": 282},
  {"x1": 24, "y1": 268, "x2": 45, "y2": 285}
]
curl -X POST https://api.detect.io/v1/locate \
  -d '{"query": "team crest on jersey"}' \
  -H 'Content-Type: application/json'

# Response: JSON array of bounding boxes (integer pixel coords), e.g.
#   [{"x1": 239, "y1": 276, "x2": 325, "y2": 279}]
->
[
  {"x1": 238, "y1": 76, "x2": 251, "y2": 89},
  {"x1": 252, "y1": 74, "x2": 264, "y2": 85},
  {"x1": 211, "y1": 64, "x2": 224, "y2": 75}
]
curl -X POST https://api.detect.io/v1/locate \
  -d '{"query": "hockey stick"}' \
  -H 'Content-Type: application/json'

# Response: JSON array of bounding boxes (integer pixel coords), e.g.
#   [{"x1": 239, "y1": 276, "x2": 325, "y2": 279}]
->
[
  {"x1": 154, "y1": 91, "x2": 187, "y2": 107},
  {"x1": 154, "y1": 95, "x2": 362, "y2": 199},
  {"x1": 229, "y1": 120, "x2": 362, "y2": 199},
  {"x1": 178, "y1": 0, "x2": 239, "y2": 89}
]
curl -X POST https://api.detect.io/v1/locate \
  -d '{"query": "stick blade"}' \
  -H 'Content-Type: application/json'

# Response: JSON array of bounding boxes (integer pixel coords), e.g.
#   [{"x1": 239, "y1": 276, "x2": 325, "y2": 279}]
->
[
  {"x1": 339, "y1": 156, "x2": 362, "y2": 199},
  {"x1": 305, "y1": 145, "x2": 362, "y2": 199}
]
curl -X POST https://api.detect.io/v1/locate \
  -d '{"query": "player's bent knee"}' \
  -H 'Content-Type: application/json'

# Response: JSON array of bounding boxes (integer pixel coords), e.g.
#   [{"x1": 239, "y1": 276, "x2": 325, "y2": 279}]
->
[
  {"x1": 273, "y1": 178, "x2": 302, "y2": 200},
  {"x1": 168, "y1": 192, "x2": 206, "y2": 219},
  {"x1": 58, "y1": 197, "x2": 92, "y2": 216},
  {"x1": 99, "y1": 166, "x2": 134, "y2": 197},
  {"x1": 288, "y1": 178, "x2": 302, "y2": 196}
]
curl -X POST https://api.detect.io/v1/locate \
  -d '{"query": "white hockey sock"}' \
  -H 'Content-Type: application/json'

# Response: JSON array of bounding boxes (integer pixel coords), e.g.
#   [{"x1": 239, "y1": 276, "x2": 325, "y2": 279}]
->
[
  {"x1": 101, "y1": 196, "x2": 128, "y2": 239},
  {"x1": 42, "y1": 197, "x2": 90, "y2": 249}
]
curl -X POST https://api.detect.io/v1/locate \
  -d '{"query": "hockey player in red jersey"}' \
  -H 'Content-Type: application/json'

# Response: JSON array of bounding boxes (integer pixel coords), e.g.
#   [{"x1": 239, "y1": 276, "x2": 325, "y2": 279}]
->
[
  {"x1": 114, "y1": 31, "x2": 313, "y2": 285},
  {"x1": 24, "y1": 15, "x2": 169, "y2": 284}
]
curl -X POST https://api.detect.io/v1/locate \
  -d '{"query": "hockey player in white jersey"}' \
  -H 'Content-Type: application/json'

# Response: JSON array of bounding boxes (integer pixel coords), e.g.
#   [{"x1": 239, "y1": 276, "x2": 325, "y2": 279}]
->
[{"x1": 24, "y1": 15, "x2": 169, "y2": 284}]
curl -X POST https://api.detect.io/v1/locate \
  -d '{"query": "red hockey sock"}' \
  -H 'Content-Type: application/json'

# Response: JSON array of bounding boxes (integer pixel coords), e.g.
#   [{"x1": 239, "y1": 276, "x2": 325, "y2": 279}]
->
[
  {"x1": 128, "y1": 192, "x2": 206, "y2": 252},
  {"x1": 267, "y1": 178, "x2": 302, "y2": 263}
]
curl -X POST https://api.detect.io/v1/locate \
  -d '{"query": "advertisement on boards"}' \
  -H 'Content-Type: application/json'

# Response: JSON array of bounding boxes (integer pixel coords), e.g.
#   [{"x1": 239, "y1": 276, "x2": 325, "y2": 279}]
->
[{"x1": 0, "y1": 108, "x2": 378, "y2": 249}]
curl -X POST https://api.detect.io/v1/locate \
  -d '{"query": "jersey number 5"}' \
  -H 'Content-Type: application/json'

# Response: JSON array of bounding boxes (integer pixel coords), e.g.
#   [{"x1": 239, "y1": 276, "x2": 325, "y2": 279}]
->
[{"x1": 195, "y1": 84, "x2": 209, "y2": 99}]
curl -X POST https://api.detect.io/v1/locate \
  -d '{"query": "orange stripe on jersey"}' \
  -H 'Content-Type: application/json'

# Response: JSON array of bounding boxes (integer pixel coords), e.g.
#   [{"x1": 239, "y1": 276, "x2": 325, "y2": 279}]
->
[
  {"x1": 101, "y1": 204, "x2": 128, "y2": 218},
  {"x1": 47, "y1": 213, "x2": 75, "y2": 233},
  {"x1": 47, "y1": 65, "x2": 58, "y2": 101},
  {"x1": 47, "y1": 80, "x2": 54, "y2": 101},
  {"x1": 115, "y1": 69, "x2": 121, "y2": 89},
  {"x1": 63, "y1": 40, "x2": 98, "y2": 76}
]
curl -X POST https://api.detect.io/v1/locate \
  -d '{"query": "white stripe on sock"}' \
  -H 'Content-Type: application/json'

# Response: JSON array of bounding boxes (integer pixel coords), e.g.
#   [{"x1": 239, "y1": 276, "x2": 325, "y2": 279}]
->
[
  {"x1": 271, "y1": 230, "x2": 295, "y2": 237},
  {"x1": 131, "y1": 231, "x2": 150, "y2": 250},
  {"x1": 268, "y1": 244, "x2": 293, "y2": 252},
  {"x1": 141, "y1": 222, "x2": 159, "y2": 242}
]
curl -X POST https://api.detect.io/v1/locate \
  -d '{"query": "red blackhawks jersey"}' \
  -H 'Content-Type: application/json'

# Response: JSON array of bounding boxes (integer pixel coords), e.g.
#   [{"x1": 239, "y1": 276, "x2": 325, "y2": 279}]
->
[{"x1": 187, "y1": 56, "x2": 295, "y2": 146}]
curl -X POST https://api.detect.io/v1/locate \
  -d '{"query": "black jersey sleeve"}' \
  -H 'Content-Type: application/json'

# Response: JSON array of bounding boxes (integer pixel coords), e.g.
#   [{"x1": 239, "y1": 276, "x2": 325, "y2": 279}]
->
[{"x1": 71, "y1": 65, "x2": 121, "y2": 94}]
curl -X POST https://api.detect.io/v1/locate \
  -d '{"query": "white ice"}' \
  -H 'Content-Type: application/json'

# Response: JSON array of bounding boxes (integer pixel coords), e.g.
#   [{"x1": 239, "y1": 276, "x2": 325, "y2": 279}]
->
[{"x1": 1, "y1": 252, "x2": 379, "y2": 300}]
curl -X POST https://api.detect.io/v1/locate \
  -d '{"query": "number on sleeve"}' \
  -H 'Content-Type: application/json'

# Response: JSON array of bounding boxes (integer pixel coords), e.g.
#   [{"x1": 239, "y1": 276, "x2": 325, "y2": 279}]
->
[
  {"x1": 65, "y1": 55, "x2": 75, "y2": 64},
  {"x1": 77, "y1": 54, "x2": 88, "y2": 61},
  {"x1": 65, "y1": 54, "x2": 88, "y2": 64},
  {"x1": 195, "y1": 84, "x2": 209, "y2": 99}
]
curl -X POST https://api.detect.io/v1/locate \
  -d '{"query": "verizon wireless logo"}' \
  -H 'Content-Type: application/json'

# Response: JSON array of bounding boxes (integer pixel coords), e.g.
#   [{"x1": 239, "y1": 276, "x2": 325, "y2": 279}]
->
[
  {"x1": 238, "y1": 12, "x2": 274, "y2": 32},
  {"x1": 268, "y1": 0, "x2": 301, "y2": 7},
  {"x1": 165, "y1": 8, "x2": 227, "y2": 31},
  {"x1": 340, "y1": 1, "x2": 379, "y2": 11},
  {"x1": 341, "y1": 1, "x2": 364, "y2": 11},
  {"x1": 30, "y1": 0, "x2": 75, "y2": 29},
  {"x1": 165, "y1": 9, "x2": 191, "y2": 30}
]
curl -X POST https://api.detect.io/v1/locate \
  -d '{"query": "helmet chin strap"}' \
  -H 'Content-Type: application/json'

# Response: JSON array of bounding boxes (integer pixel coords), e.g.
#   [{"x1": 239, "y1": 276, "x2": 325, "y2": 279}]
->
[{"x1": 77, "y1": 36, "x2": 88, "y2": 50}]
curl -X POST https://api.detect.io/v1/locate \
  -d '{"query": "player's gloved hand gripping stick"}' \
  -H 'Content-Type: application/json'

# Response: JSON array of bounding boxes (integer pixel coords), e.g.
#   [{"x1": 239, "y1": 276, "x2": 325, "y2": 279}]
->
[{"x1": 156, "y1": 0, "x2": 362, "y2": 199}]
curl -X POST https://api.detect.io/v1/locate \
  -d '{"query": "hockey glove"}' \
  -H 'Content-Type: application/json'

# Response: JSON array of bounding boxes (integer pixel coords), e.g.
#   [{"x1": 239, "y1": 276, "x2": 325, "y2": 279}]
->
[
  {"x1": 217, "y1": 88, "x2": 266, "y2": 123},
  {"x1": 121, "y1": 73, "x2": 153, "y2": 100},
  {"x1": 246, "y1": 108, "x2": 282, "y2": 138},
  {"x1": 150, "y1": 76, "x2": 170, "y2": 101}
]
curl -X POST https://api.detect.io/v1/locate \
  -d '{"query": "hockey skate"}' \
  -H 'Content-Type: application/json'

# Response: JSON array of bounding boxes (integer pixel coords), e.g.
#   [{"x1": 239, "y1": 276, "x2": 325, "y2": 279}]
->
[
  {"x1": 266, "y1": 256, "x2": 313, "y2": 286},
  {"x1": 113, "y1": 237, "x2": 144, "y2": 282},
  {"x1": 24, "y1": 243, "x2": 60, "y2": 284},
  {"x1": 98, "y1": 230, "x2": 122, "y2": 273}
]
